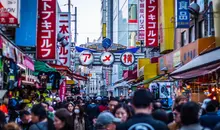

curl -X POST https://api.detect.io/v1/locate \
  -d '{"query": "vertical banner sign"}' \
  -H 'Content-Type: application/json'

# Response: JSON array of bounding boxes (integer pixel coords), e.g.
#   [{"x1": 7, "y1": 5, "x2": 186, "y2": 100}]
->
[
  {"x1": 138, "y1": 0, "x2": 145, "y2": 41},
  {"x1": 146, "y1": 0, "x2": 158, "y2": 47},
  {"x1": 59, "y1": 79, "x2": 66, "y2": 102},
  {"x1": 0, "y1": 0, "x2": 20, "y2": 26},
  {"x1": 37, "y1": 0, "x2": 56, "y2": 60},
  {"x1": 176, "y1": 0, "x2": 190, "y2": 28},
  {"x1": 58, "y1": 12, "x2": 70, "y2": 66}
]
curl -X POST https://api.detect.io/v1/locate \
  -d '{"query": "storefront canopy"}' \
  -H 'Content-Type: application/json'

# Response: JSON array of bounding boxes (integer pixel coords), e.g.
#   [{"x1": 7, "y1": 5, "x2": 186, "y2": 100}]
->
[
  {"x1": 34, "y1": 61, "x2": 56, "y2": 75},
  {"x1": 171, "y1": 47, "x2": 220, "y2": 79},
  {"x1": 132, "y1": 75, "x2": 162, "y2": 87}
]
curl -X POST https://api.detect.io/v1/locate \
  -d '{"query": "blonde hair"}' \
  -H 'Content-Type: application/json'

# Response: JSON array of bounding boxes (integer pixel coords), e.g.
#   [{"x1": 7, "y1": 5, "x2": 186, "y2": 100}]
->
[{"x1": 4, "y1": 122, "x2": 21, "y2": 130}]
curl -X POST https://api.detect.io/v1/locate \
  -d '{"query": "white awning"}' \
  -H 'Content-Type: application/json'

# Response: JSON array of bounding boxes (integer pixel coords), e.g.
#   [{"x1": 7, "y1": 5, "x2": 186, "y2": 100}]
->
[{"x1": 171, "y1": 48, "x2": 220, "y2": 79}]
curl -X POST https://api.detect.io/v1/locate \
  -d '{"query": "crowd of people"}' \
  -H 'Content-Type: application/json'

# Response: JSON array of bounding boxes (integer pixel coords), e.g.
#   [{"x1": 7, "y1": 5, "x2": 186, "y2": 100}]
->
[{"x1": 0, "y1": 89, "x2": 220, "y2": 130}]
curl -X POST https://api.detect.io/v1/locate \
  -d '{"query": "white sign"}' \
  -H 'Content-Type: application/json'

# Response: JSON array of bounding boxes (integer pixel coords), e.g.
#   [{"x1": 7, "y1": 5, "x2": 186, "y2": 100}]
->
[
  {"x1": 100, "y1": 52, "x2": 115, "y2": 66},
  {"x1": 79, "y1": 50, "x2": 94, "y2": 66},
  {"x1": 138, "y1": 0, "x2": 145, "y2": 41},
  {"x1": 58, "y1": 12, "x2": 70, "y2": 66},
  {"x1": 0, "y1": 0, "x2": 20, "y2": 26},
  {"x1": 120, "y1": 52, "x2": 135, "y2": 66}
]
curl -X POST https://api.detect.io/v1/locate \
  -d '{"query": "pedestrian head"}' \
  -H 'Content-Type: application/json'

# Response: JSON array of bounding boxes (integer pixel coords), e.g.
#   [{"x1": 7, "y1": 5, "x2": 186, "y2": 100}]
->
[
  {"x1": 132, "y1": 89, "x2": 153, "y2": 113},
  {"x1": 108, "y1": 97, "x2": 119, "y2": 113},
  {"x1": 206, "y1": 100, "x2": 219, "y2": 113},
  {"x1": 3, "y1": 122, "x2": 21, "y2": 130},
  {"x1": 173, "y1": 104, "x2": 183, "y2": 124},
  {"x1": 66, "y1": 102, "x2": 74, "y2": 113},
  {"x1": 31, "y1": 104, "x2": 47, "y2": 123},
  {"x1": 95, "y1": 112, "x2": 121, "y2": 130},
  {"x1": 152, "y1": 109, "x2": 169, "y2": 124},
  {"x1": 19, "y1": 110, "x2": 31, "y2": 124},
  {"x1": 41, "y1": 102, "x2": 49, "y2": 112},
  {"x1": 113, "y1": 103, "x2": 133, "y2": 122},
  {"x1": 173, "y1": 95, "x2": 187, "y2": 110},
  {"x1": 180, "y1": 101, "x2": 200, "y2": 126},
  {"x1": 153, "y1": 101, "x2": 162, "y2": 111},
  {"x1": 54, "y1": 108, "x2": 73, "y2": 130}
]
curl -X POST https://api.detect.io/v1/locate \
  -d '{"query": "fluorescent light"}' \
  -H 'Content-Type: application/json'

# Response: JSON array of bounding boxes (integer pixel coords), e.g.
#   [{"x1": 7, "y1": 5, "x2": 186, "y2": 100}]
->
[{"x1": 17, "y1": 63, "x2": 26, "y2": 70}]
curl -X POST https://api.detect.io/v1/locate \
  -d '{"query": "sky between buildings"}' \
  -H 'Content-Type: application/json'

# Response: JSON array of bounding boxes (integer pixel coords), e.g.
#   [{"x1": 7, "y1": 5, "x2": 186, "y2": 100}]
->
[{"x1": 58, "y1": 0, "x2": 101, "y2": 45}]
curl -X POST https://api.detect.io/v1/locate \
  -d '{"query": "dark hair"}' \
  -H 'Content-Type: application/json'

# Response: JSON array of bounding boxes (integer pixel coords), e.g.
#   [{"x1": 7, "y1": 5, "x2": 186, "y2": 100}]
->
[
  {"x1": 66, "y1": 102, "x2": 74, "y2": 109},
  {"x1": 31, "y1": 104, "x2": 47, "y2": 121},
  {"x1": 132, "y1": 89, "x2": 153, "y2": 109},
  {"x1": 55, "y1": 108, "x2": 73, "y2": 130},
  {"x1": 173, "y1": 104, "x2": 183, "y2": 113},
  {"x1": 72, "y1": 104, "x2": 85, "y2": 123},
  {"x1": 152, "y1": 109, "x2": 169, "y2": 124},
  {"x1": 113, "y1": 103, "x2": 133, "y2": 120},
  {"x1": 206, "y1": 100, "x2": 219, "y2": 112},
  {"x1": 42, "y1": 102, "x2": 49, "y2": 107},
  {"x1": 181, "y1": 102, "x2": 200, "y2": 126},
  {"x1": 19, "y1": 110, "x2": 30, "y2": 119},
  {"x1": 153, "y1": 101, "x2": 162, "y2": 111},
  {"x1": 110, "y1": 97, "x2": 119, "y2": 102}
]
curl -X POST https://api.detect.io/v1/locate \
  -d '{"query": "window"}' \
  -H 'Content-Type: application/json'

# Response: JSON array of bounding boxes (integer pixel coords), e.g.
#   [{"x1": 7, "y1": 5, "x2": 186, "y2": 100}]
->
[
  {"x1": 181, "y1": 31, "x2": 187, "y2": 47},
  {"x1": 189, "y1": 26, "x2": 195, "y2": 43},
  {"x1": 199, "y1": 20, "x2": 205, "y2": 38},
  {"x1": 208, "y1": 2, "x2": 215, "y2": 36}
]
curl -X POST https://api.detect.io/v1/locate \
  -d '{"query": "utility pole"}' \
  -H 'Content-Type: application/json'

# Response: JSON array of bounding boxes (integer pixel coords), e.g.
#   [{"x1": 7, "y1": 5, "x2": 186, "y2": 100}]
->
[
  {"x1": 68, "y1": 0, "x2": 72, "y2": 44},
  {"x1": 74, "y1": 7, "x2": 77, "y2": 43}
]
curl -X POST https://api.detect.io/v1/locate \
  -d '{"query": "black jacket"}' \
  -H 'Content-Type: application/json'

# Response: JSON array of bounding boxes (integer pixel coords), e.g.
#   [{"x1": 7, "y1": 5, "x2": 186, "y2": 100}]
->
[
  {"x1": 18, "y1": 121, "x2": 33, "y2": 130},
  {"x1": 116, "y1": 113, "x2": 169, "y2": 130}
]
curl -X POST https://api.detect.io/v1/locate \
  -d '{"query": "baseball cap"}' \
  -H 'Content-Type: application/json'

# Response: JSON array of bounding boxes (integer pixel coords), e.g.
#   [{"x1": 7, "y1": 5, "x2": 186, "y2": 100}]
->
[
  {"x1": 95, "y1": 112, "x2": 121, "y2": 127},
  {"x1": 201, "y1": 98, "x2": 211, "y2": 109}
]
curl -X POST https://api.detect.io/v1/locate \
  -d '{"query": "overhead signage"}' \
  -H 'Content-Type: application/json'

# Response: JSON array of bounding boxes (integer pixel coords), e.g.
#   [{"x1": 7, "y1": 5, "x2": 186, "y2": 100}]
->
[
  {"x1": 58, "y1": 12, "x2": 70, "y2": 66},
  {"x1": 100, "y1": 52, "x2": 115, "y2": 66},
  {"x1": 145, "y1": 0, "x2": 158, "y2": 47},
  {"x1": 37, "y1": 0, "x2": 56, "y2": 60},
  {"x1": 0, "y1": 0, "x2": 20, "y2": 26},
  {"x1": 120, "y1": 52, "x2": 135, "y2": 66},
  {"x1": 138, "y1": 0, "x2": 145, "y2": 41},
  {"x1": 79, "y1": 50, "x2": 94, "y2": 66},
  {"x1": 175, "y1": 0, "x2": 190, "y2": 28}
]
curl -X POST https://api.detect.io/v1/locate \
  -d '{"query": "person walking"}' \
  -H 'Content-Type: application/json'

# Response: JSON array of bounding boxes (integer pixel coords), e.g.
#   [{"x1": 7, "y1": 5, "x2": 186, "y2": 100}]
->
[
  {"x1": 54, "y1": 108, "x2": 73, "y2": 130},
  {"x1": 18, "y1": 110, "x2": 32, "y2": 130},
  {"x1": 72, "y1": 104, "x2": 87, "y2": 130},
  {"x1": 116, "y1": 89, "x2": 168, "y2": 130},
  {"x1": 29, "y1": 104, "x2": 55, "y2": 130}
]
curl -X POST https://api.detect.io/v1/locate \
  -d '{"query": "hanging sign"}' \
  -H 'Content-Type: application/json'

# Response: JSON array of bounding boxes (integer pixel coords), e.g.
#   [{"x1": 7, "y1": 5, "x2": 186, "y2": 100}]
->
[
  {"x1": 176, "y1": 0, "x2": 190, "y2": 28},
  {"x1": 36, "y1": 0, "x2": 56, "y2": 60},
  {"x1": 58, "y1": 12, "x2": 70, "y2": 66},
  {"x1": 100, "y1": 52, "x2": 115, "y2": 66},
  {"x1": 138, "y1": 0, "x2": 145, "y2": 41},
  {"x1": 0, "y1": 0, "x2": 20, "y2": 26},
  {"x1": 120, "y1": 52, "x2": 135, "y2": 66},
  {"x1": 79, "y1": 50, "x2": 94, "y2": 66}
]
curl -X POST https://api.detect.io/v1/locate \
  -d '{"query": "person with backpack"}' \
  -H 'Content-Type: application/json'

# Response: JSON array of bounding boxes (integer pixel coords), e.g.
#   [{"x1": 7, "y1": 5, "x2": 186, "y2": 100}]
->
[{"x1": 116, "y1": 89, "x2": 168, "y2": 130}]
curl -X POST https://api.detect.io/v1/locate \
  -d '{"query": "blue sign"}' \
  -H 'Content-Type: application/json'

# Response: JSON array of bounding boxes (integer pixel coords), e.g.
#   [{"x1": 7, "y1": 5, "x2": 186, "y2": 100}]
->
[
  {"x1": 102, "y1": 38, "x2": 112, "y2": 50},
  {"x1": 15, "y1": 0, "x2": 38, "y2": 46},
  {"x1": 176, "y1": 0, "x2": 190, "y2": 28}
]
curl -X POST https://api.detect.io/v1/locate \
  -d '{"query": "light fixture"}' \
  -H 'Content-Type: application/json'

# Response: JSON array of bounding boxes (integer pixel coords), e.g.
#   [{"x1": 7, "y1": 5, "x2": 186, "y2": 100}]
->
[{"x1": 17, "y1": 63, "x2": 26, "y2": 70}]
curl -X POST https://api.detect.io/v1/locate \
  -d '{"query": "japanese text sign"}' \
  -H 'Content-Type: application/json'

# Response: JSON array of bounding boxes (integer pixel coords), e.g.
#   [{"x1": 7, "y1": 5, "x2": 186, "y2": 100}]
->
[
  {"x1": 176, "y1": 0, "x2": 190, "y2": 28},
  {"x1": 120, "y1": 52, "x2": 135, "y2": 66},
  {"x1": 79, "y1": 50, "x2": 94, "y2": 66},
  {"x1": 146, "y1": 0, "x2": 158, "y2": 47},
  {"x1": 37, "y1": 0, "x2": 56, "y2": 60},
  {"x1": 138, "y1": 0, "x2": 145, "y2": 41},
  {"x1": 58, "y1": 12, "x2": 70, "y2": 66},
  {"x1": 0, "y1": 0, "x2": 20, "y2": 26},
  {"x1": 100, "y1": 52, "x2": 115, "y2": 66}
]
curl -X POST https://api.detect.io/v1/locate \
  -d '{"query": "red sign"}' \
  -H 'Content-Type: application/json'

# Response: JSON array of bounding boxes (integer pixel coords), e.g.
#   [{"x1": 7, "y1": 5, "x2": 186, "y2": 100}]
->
[
  {"x1": 59, "y1": 79, "x2": 66, "y2": 102},
  {"x1": 58, "y1": 12, "x2": 70, "y2": 66},
  {"x1": 145, "y1": 0, "x2": 158, "y2": 47},
  {"x1": 0, "y1": 0, "x2": 19, "y2": 25},
  {"x1": 138, "y1": 0, "x2": 145, "y2": 41},
  {"x1": 37, "y1": 0, "x2": 56, "y2": 60}
]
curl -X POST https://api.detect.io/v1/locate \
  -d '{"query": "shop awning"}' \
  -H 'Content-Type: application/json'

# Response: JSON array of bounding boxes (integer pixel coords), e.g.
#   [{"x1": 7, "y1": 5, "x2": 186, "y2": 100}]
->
[
  {"x1": 34, "y1": 61, "x2": 56, "y2": 75},
  {"x1": 171, "y1": 47, "x2": 220, "y2": 79},
  {"x1": 0, "y1": 90, "x2": 7, "y2": 100},
  {"x1": 132, "y1": 75, "x2": 162, "y2": 87},
  {"x1": 48, "y1": 64, "x2": 87, "y2": 81}
]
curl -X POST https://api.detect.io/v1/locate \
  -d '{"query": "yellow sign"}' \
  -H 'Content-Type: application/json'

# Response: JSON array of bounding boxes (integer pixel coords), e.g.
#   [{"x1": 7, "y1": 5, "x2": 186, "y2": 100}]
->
[
  {"x1": 66, "y1": 80, "x2": 75, "y2": 85},
  {"x1": 159, "y1": 0, "x2": 175, "y2": 53},
  {"x1": 102, "y1": 23, "x2": 106, "y2": 38}
]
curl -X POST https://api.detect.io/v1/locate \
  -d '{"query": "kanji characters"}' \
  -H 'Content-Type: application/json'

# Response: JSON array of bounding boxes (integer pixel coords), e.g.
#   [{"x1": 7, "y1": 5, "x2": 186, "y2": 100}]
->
[{"x1": 121, "y1": 52, "x2": 135, "y2": 66}]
